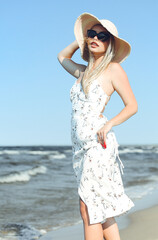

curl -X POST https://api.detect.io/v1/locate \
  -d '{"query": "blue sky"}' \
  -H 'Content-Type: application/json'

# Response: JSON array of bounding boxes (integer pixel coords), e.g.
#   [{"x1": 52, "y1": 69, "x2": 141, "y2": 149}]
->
[{"x1": 0, "y1": 0, "x2": 157, "y2": 146}]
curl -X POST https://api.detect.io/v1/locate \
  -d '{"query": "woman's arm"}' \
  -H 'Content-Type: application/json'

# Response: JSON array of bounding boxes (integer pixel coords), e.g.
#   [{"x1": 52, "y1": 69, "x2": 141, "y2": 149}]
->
[
  {"x1": 109, "y1": 63, "x2": 138, "y2": 127},
  {"x1": 97, "y1": 62, "x2": 138, "y2": 145},
  {"x1": 57, "y1": 40, "x2": 86, "y2": 79}
]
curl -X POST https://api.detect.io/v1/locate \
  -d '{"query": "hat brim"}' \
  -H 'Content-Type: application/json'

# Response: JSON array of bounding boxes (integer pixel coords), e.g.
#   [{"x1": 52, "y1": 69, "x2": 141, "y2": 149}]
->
[{"x1": 74, "y1": 12, "x2": 131, "y2": 63}]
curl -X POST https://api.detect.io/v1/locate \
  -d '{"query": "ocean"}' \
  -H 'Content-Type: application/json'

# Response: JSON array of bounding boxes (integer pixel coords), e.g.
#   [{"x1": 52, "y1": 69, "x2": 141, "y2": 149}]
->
[{"x1": 0, "y1": 144, "x2": 158, "y2": 239}]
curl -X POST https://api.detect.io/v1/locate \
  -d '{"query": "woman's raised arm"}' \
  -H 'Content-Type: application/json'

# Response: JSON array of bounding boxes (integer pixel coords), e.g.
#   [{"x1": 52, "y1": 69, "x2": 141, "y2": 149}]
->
[{"x1": 57, "y1": 40, "x2": 86, "y2": 79}]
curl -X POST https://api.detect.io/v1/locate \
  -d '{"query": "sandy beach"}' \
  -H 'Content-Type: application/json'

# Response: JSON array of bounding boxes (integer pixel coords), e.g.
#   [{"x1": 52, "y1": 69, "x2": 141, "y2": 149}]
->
[
  {"x1": 120, "y1": 204, "x2": 158, "y2": 240},
  {"x1": 40, "y1": 203, "x2": 158, "y2": 240}
]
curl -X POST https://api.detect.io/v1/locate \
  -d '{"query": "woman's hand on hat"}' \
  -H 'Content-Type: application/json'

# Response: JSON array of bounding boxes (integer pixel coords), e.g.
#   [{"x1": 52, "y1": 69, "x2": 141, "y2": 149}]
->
[{"x1": 97, "y1": 121, "x2": 113, "y2": 147}]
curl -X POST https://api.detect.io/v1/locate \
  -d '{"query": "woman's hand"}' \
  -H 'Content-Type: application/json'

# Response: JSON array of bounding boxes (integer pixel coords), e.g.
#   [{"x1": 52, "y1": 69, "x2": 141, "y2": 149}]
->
[{"x1": 97, "y1": 121, "x2": 113, "y2": 146}]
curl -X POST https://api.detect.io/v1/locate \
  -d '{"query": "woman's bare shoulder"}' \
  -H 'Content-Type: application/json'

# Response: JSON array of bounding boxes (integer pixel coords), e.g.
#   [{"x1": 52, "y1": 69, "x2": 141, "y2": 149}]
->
[
  {"x1": 109, "y1": 62, "x2": 127, "y2": 74},
  {"x1": 108, "y1": 62, "x2": 132, "y2": 99},
  {"x1": 108, "y1": 62, "x2": 123, "y2": 72},
  {"x1": 108, "y1": 62, "x2": 128, "y2": 83}
]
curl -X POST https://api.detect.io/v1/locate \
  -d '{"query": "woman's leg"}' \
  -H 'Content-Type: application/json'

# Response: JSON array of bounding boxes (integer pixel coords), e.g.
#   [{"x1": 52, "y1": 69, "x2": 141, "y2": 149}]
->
[
  {"x1": 79, "y1": 197, "x2": 104, "y2": 240},
  {"x1": 102, "y1": 217, "x2": 121, "y2": 240}
]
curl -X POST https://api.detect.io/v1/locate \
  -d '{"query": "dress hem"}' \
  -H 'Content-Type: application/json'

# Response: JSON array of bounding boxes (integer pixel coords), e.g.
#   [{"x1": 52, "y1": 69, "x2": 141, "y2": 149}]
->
[{"x1": 78, "y1": 188, "x2": 135, "y2": 225}]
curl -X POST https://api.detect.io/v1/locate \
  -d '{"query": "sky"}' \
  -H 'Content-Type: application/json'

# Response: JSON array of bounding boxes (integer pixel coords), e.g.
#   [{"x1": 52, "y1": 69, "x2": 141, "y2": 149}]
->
[{"x1": 0, "y1": 0, "x2": 157, "y2": 146}]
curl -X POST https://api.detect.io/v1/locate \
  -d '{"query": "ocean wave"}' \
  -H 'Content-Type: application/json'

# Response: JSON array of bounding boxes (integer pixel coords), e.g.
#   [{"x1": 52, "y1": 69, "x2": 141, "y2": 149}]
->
[
  {"x1": 49, "y1": 154, "x2": 66, "y2": 159},
  {"x1": 27, "y1": 150, "x2": 55, "y2": 155},
  {"x1": 0, "y1": 223, "x2": 46, "y2": 240},
  {"x1": 119, "y1": 148, "x2": 144, "y2": 154},
  {"x1": 0, "y1": 150, "x2": 61, "y2": 156},
  {"x1": 26, "y1": 150, "x2": 61, "y2": 155},
  {"x1": 0, "y1": 150, "x2": 20, "y2": 155},
  {"x1": 0, "y1": 166, "x2": 47, "y2": 184},
  {"x1": 126, "y1": 184, "x2": 155, "y2": 200}
]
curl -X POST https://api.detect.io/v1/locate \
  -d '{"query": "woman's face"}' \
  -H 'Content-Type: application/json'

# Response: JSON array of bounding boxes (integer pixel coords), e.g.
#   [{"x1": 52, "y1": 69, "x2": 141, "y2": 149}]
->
[{"x1": 86, "y1": 24, "x2": 110, "y2": 57}]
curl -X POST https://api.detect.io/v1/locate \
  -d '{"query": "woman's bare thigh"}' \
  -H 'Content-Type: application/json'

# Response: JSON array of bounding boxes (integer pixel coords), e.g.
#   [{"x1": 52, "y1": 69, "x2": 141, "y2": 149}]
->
[{"x1": 79, "y1": 197, "x2": 90, "y2": 223}]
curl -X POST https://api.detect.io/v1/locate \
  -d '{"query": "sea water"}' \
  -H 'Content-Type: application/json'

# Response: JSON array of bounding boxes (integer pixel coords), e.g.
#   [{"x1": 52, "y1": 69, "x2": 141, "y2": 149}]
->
[{"x1": 0, "y1": 144, "x2": 157, "y2": 239}]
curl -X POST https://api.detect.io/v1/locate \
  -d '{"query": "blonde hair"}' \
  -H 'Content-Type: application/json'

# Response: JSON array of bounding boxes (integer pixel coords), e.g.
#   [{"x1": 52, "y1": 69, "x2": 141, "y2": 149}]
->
[{"x1": 81, "y1": 25, "x2": 115, "y2": 97}]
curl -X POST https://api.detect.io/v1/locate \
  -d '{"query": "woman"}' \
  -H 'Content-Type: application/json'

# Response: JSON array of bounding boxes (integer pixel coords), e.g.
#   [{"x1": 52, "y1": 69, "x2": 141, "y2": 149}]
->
[{"x1": 58, "y1": 12, "x2": 138, "y2": 240}]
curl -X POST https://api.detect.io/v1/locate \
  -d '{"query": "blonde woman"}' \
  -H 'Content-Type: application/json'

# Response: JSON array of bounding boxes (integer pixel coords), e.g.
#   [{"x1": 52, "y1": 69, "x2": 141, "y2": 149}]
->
[{"x1": 58, "y1": 12, "x2": 138, "y2": 240}]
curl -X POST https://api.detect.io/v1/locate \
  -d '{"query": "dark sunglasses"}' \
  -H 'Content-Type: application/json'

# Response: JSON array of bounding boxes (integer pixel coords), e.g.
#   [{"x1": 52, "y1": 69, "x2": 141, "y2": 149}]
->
[{"x1": 87, "y1": 29, "x2": 110, "y2": 42}]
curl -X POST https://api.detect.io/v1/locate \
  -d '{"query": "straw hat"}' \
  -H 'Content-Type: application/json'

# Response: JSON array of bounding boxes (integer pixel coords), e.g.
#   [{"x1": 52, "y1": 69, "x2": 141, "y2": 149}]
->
[{"x1": 74, "y1": 12, "x2": 131, "y2": 63}]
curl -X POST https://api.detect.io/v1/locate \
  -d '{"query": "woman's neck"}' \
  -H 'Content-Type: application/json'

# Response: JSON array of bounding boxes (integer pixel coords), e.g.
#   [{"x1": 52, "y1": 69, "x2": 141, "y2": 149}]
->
[{"x1": 92, "y1": 54, "x2": 104, "y2": 70}]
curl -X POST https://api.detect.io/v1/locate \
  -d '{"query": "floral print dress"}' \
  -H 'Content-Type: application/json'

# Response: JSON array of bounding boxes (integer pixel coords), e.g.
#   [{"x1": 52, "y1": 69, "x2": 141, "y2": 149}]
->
[{"x1": 70, "y1": 77, "x2": 134, "y2": 224}]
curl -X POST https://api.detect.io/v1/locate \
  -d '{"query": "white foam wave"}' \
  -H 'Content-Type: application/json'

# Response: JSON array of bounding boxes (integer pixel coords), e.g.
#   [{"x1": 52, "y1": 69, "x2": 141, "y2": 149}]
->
[
  {"x1": 119, "y1": 148, "x2": 144, "y2": 154},
  {"x1": 149, "y1": 175, "x2": 158, "y2": 181},
  {"x1": 49, "y1": 154, "x2": 66, "y2": 159},
  {"x1": 0, "y1": 166, "x2": 47, "y2": 183},
  {"x1": 0, "y1": 150, "x2": 61, "y2": 156},
  {"x1": 0, "y1": 150, "x2": 20, "y2": 155},
  {"x1": 0, "y1": 237, "x2": 18, "y2": 240},
  {"x1": 27, "y1": 151, "x2": 52, "y2": 155},
  {"x1": 125, "y1": 181, "x2": 158, "y2": 200},
  {"x1": 26, "y1": 150, "x2": 61, "y2": 155},
  {"x1": 0, "y1": 223, "x2": 45, "y2": 240}
]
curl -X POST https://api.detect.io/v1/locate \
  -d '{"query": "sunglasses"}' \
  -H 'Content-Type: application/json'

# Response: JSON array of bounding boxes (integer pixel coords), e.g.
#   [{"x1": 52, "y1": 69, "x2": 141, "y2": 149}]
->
[{"x1": 87, "y1": 29, "x2": 110, "y2": 42}]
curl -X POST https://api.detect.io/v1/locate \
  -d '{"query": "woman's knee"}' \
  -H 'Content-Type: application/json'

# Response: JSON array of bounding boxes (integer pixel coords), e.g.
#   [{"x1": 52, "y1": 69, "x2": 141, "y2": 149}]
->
[{"x1": 79, "y1": 197, "x2": 89, "y2": 224}]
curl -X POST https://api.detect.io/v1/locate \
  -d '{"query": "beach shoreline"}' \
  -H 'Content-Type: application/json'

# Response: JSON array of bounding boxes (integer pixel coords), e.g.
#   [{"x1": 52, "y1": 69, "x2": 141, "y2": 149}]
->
[{"x1": 40, "y1": 189, "x2": 158, "y2": 239}]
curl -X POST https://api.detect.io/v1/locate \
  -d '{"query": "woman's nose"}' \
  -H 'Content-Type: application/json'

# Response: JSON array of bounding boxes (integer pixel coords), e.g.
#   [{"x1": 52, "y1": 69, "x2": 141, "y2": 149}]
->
[{"x1": 93, "y1": 35, "x2": 98, "y2": 40}]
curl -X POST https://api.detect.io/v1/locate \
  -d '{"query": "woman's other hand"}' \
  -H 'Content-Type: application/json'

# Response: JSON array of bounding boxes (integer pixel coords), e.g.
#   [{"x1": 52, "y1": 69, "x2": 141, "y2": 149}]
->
[{"x1": 97, "y1": 121, "x2": 113, "y2": 147}]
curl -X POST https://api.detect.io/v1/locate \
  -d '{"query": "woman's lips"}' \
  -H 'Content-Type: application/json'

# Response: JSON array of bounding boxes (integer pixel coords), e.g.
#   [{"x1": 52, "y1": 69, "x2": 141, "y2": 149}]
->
[{"x1": 91, "y1": 42, "x2": 99, "y2": 48}]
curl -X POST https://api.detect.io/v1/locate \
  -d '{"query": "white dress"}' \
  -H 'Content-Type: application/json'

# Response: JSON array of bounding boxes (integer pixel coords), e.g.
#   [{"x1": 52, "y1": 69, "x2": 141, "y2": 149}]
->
[{"x1": 70, "y1": 78, "x2": 134, "y2": 224}]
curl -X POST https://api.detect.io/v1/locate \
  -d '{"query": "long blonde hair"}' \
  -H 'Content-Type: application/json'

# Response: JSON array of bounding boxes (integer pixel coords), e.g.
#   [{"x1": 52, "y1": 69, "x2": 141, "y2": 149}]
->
[{"x1": 81, "y1": 25, "x2": 115, "y2": 97}]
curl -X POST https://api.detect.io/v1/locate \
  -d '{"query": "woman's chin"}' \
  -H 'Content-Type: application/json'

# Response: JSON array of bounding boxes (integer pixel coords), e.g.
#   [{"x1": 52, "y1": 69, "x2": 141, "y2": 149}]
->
[
  {"x1": 88, "y1": 47, "x2": 105, "y2": 54},
  {"x1": 89, "y1": 50, "x2": 106, "y2": 58}
]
